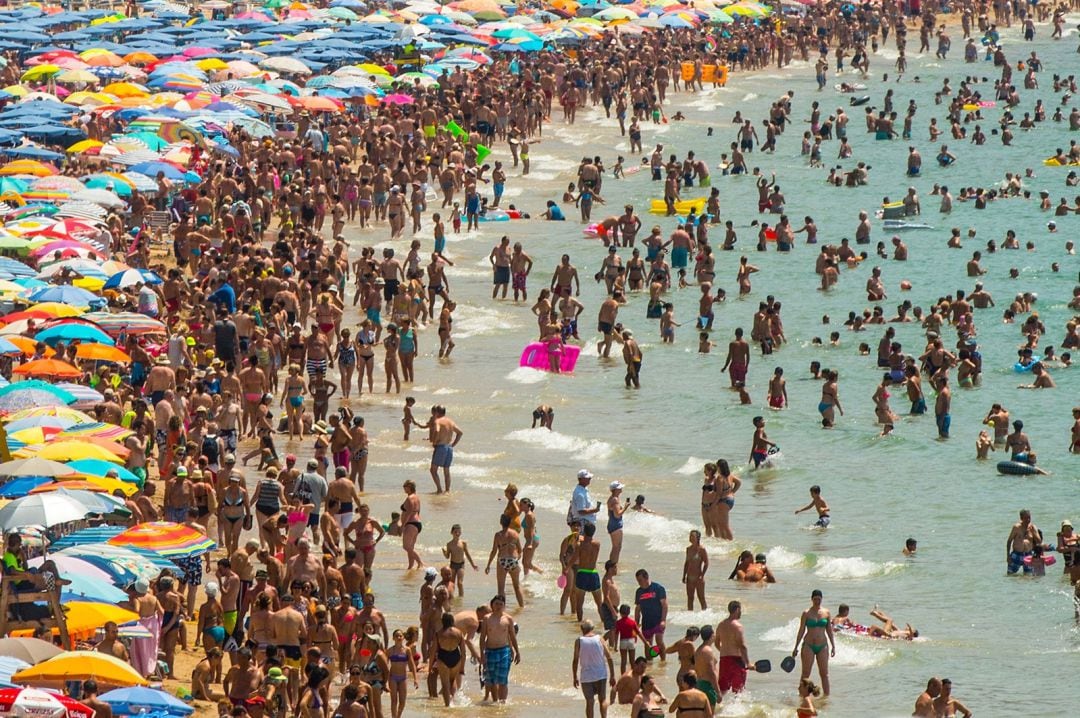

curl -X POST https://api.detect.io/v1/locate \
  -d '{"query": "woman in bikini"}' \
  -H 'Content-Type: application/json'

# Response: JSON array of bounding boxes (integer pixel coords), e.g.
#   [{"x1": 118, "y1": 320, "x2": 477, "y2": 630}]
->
[
  {"x1": 485, "y1": 514, "x2": 525, "y2": 608},
  {"x1": 429, "y1": 613, "x2": 467, "y2": 707},
  {"x1": 308, "y1": 607, "x2": 340, "y2": 682},
  {"x1": 356, "y1": 625, "x2": 388, "y2": 718},
  {"x1": 280, "y1": 364, "x2": 307, "y2": 440},
  {"x1": 700, "y1": 463, "x2": 720, "y2": 538},
  {"x1": 520, "y1": 498, "x2": 543, "y2": 576},
  {"x1": 400, "y1": 480, "x2": 423, "y2": 569},
  {"x1": 356, "y1": 319, "x2": 377, "y2": 396},
  {"x1": 818, "y1": 369, "x2": 843, "y2": 428},
  {"x1": 336, "y1": 328, "x2": 356, "y2": 399},
  {"x1": 218, "y1": 474, "x2": 249, "y2": 557},
  {"x1": 792, "y1": 589, "x2": 835, "y2": 697},
  {"x1": 630, "y1": 674, "x2": 667, "y2": 718},
  {"x1": 387, "y1": 629, "x2": 418, "y2": 718},
  {"x1": 383, "y1": 324, "x2": 401, "y2": 394},
  {"x1": 872, "y1": 372, "x2": 899, "y2": 425},
  {"x1": 248, "y1": 592, "x2": 275, "y2": 660},
  {"x1": 309, "y1": 371, "x2": 337, "y2": 424},
  {"x1": 346, "y1": 504, "x2": 384, "y2": 574},
  {"x1": 330, "y1": 600, "x2": 357, "y2": 677},
  {"x1": 714, "y1": 459, "x2": 741, "y2": 541}
]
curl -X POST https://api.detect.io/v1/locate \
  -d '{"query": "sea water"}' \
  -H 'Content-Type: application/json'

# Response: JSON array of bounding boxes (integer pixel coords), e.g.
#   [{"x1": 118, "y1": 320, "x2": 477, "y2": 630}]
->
[{"x1": 315, "y1": 20, "x2": 1080, "y2": 717}]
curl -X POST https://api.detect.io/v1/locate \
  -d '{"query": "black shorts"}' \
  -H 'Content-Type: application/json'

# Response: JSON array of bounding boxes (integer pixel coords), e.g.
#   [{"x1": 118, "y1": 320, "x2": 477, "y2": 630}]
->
[
  {"x1": 383, "y1": 279, "x2": 399, "y2": 301},
  {"x1": 600, "y1": 604, "x2": 617, "y2": 631},
  {"x1": 494, "y1": 266, "x2": 510, "y2": 285}
]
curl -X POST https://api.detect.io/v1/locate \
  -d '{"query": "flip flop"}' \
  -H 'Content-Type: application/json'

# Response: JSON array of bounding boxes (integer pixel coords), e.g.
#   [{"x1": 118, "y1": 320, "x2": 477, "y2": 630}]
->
[{"x1": 781, "y1": 655, "x2": 797, "y2": 673}]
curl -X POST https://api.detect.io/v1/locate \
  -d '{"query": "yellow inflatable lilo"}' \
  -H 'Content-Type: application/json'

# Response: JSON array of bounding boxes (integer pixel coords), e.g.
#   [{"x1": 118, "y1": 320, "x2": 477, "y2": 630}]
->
[
  {"x1": 1043, "y1": 157, "x2": 1080, "y2": 167},
  {"x1": 648, "y1": 197, "x2": 707, "y2": 215}
]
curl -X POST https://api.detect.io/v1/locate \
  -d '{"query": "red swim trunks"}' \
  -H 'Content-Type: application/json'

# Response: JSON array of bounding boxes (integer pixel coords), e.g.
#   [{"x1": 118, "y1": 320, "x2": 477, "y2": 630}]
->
[
  {"x1": 717, "y1": 655, "x2": 747, "y2": 694},
  {"x1": 730, "y1": 362, "x2": 747, "y2": 382}
]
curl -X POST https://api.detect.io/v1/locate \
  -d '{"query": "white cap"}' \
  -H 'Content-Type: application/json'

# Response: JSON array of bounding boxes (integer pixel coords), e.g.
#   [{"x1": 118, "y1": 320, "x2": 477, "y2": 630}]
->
[
  {"x1": 577, "y1": 469, "x2": 593, "y2": 480},
  {"x1": 133, "y1": 578, "x2": 149, "y2": 594},
  {"x1": 609, "y1": 481, "x2": 624, "y2": 491},
  {"x1": 424, "y1": 567, "x2": 437, "y2": 579}
]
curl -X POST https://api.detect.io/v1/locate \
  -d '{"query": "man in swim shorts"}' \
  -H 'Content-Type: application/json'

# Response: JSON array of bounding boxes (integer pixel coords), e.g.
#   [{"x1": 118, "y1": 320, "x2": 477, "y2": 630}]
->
[
  {"x1": 716, "y1": 600, "x2": 750, "y2": 695},
  {"x1": 480, "y1": 594, "x2": 519, "y2": 704},
  {"x1": 1006, "y1": 509, "x2": 1040, "y2": 575}
]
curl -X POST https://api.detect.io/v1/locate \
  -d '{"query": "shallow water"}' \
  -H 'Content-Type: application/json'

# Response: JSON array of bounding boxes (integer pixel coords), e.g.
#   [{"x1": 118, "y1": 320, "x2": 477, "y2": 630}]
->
[{"x1": 300, "y1": 20, "x2": 1080, "y2": 717}]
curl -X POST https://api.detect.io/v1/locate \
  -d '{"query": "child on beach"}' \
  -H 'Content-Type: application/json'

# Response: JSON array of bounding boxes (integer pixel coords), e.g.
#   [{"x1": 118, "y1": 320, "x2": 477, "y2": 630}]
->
[
  {"x1": 630, "y1": 495, "x2": 655, "y2": 513},
  {"x1": 613, "y1": 156, "x2": 625, "y2": 179},
  {"x1": 798, "y1": 678, "x2": 821, "y2": 716},
  {"x1": 976, "y1": 429, "x2": 995, "y2": 459},
  {"x1": 698, "y1": 332, "x2": 716, "y2": 353},
  {"x1": 442, "y1": 524, "x2": 478, "y2": 597},
  {"x1": 402, "y1": 396, "x2": 422, "y2": 441},
  {"x1": 614, "y1": 603, "x2": 649, "y2": 674},
  {"x1": 660, "y1": 303, "x2": 679, "y2": 343},
  {"x1": 735, "y1": 382, "x2": 752, "y2": 405},
  {"x1": 451, "y1": 202, "x2": 461, "y2": 233},
  {"x1": 795, "y1": 485, "x2": 830, "y2": 528}
]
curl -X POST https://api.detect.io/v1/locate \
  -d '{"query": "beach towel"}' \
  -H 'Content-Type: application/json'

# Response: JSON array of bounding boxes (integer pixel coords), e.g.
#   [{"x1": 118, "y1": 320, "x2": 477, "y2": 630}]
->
[{"x1": 129, "y1": 613, "x2": 161, "y2": 678}]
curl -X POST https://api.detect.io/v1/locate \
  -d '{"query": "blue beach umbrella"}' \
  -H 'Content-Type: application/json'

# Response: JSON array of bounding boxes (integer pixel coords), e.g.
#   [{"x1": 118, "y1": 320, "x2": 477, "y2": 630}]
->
[
  {"x1": 26, "y1": 284, "x2": 101, "y2": 306},
  {"x1": 0, "y1": 475, "x2": 51, "y2": 498},
  {"x1": 102, "y1": 268, "x2": 162, "y2": 289},
  {"x1": 34, "y1": 323, "x2": 116, "y2": 346},
  {"x1": 67, "y1": 459, "x2": 140, "y2": 483},
  {"x1": 98, "y1": 687, "x2": 195, "y2": 717}
]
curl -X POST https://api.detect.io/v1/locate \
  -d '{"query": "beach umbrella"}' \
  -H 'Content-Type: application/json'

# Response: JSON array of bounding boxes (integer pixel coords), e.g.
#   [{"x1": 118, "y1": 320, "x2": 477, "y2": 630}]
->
[
  {"x1": 46, "y1": 553, "x2": 133, "y2": 585},
  {"x1": 0, "y1": 382, "x2": 77, "y2": 411},
  {"x1": 108, "y1": 521, "x2": 216, "y2": 557},
  {"x1": 26, "y1": 440, "x2": 123, "y2": 463},
  {"x1": 45, "y1": 487, "x2": 126, "y2": 514},
  {"x1": 3, "y1": 415, "x2": 76, "y2": 433},
  {"x1": 259, "y1": 56, "x2": 312, "y2": 75},
  {"x1": 98, "y1": 687, "x2": 194, "y2": 717},
  {"x1": 0, "y1": 476, "x2": 51, "y2": 498},
  {"x1": 57, "y1": 422, "x2": 133, "y2": 443},
  {"x1": 101, "y1": 268, "x2": 162, "y2": 290},
  {"x1": 4, "y1": 406, "x2": 93, "y2": 424},
  {"x1": 52, "y1": 383, "x2": 105, "y2": 407},
  {"x1": 0, "y1": 160, "x2": 57, "y2": 177},
  {"x1": 73, "y1": 344, "x2": 132, "y2": 363},
  {"x1": 12, "y1": 651, "x2": 147, "y2": 688},
  {"x1": 20, "y1": 65, "x2": 61, "y2": 83},
  {"x1": 0, "y1": 493, "x2": 92, "y2": 531},
  {"x1": 35, "y1": 324, "x2": 115, "y2": 347},
  {"x1": 0, "y1": 687, "x2": 93, "y2": 718},
  {"x1": 0, "y1": 656, "x2": 31, "y2": 685},
  {"x1": 0, "y1": 639, "x2": 62, "y2": 666},
  {"x1": 81, "y1": 312, "x2": 166, "y2": 336},
  {"x1": 68, "y1": 188, "x2": 125, "y2": 208},
  {"x1": 11, "y1": 359, "x2": 84, "y2": 379},
  {"x1": 55, "y1": 544, "x2": 162, "y2": 582},
  {"x1": 66, "y1": 459, "x2": 140, "y2": 483},
  {"x1": 0, "y1": 456, "x2": 76, "y2": 477},
  {"x1": 25, "y1": 285, "x2": 100, "y2": 306}
]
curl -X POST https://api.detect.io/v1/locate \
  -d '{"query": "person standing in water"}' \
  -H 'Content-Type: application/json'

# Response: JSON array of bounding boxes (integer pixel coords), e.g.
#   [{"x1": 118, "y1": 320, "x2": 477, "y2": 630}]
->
[
  {"x1": 682, "y1": 530, "x2": 709, "y2": 611},
  {"x1": 792, "y1": 590, "x2": 835, "y2": 696}
]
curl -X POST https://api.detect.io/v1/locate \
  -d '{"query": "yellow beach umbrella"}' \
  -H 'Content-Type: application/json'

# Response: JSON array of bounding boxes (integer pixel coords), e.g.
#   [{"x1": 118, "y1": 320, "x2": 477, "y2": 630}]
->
[
  {"x1": 101, "y1": 81, "x2": 148, "y2": 98},
  {"x1": 21, "y1": 440, "x2": 124, "y2": 463},
  {"x1": 79, "y1": 49, "x2": 123, "y2": 67},
  {"x1": 2, "y1": 85, "x2": 28, "y2": 98},
  {"x1": 20, "y1": 64, "x2": 60, "y2": 82},
  {"x1": 56, "y1": 474, "x2": 136, "y2": 496},
  {"x1": 56, "y1": 69, "x2": 100, "y2": 85},
  {"x1": 356, "y1": 63, "x2": 391, "y2": 76},
  {"x1": 12, "y1": 649, "x2": 147, "y2": 686},
  {"x1": 0, "y1": 160, "x2": 56, "y2": 177},
  {"x1": 195, "y1": 57, "x2": 228, "y2": 71},
  {"x1": 66, "y1": 139, "x2": 105, "y2": 154},
  {"x1": 27, "y1": 302, "x2": 86, "y2": 317},
  {"x1": 72, "y1": 277, "x2": 105, "y2": 292},
  {"x1": 4, "y1": 406, "x2": 94, "y2": 424},
  {"x1": 64, "y1": 91, "x2": 118, "y2": 106}
]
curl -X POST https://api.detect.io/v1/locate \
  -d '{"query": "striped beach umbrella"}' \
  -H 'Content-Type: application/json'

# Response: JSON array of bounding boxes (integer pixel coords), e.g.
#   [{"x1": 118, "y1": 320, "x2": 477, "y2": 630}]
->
[{"x1": 108, "y1": 521, "x2": 217, "y2": 557}]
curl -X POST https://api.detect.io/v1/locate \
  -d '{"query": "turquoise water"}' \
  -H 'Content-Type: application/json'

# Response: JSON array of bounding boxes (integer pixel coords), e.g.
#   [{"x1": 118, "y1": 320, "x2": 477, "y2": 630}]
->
[{"x1": 319, "y1": 20, "x2": 1080, "y2": 717}]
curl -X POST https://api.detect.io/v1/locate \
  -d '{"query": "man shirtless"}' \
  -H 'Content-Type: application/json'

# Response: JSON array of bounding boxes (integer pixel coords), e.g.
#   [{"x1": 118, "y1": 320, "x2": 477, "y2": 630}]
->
[
  {"x1": 715, "y1": 601, "x2": 750, "y2": 697},
  {"x1": 692, "y1": 625, "x2": 721, "y2": 709},
  {"x1": 570, "y1": 523, "x2": 603, "y2": 622},
  {"x1": 224, "y1": 647, "x2": 263, "y2": 709},
  {"x1": 1006, "y1": 509, "x2": 1041, "y2": 575},
  {"x1": 479, "y1": 595, "x2": 520, "y2": 704},
  {"x1": 721, "y1": 328, "x2": 750, "y2": 388},
  {"x1": 428, "y1": 405, "x2": 463, "y2": 493},
  {"x1": 270, "y1": 595, "x2": 306, "y2": 703}
]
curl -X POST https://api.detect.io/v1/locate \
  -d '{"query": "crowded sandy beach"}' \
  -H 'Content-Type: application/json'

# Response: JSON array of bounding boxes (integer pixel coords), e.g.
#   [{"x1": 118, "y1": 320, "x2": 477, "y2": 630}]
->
[{"x1": 0, "y1": 0, "x2": 1076, "y2": 717}]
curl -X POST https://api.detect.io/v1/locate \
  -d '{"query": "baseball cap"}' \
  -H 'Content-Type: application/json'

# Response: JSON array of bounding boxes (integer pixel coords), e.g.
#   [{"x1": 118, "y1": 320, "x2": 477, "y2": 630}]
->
[
  {"x1": 176, "y1": 466, "x2": 188, "y2": 477},
  {"x1": 223, "y1": 453, "x2": 236, "y2": 463},
  {"x1": 307, "y1": 459, "x2": 319, "y2": 469},
  {"x1": 267, "y1": 667, "x2": 286, "y2": 683},
  {"x1": 229, "y1": 474, "x2": 241, "y2": 482},
  {"x1": 285, "y1": 454, "x2": 297, "y2": 463},
  {"x1": 424, "y1": 567, "x2": 437, "y2": 579},
  {"x1": 133, "y1": 578, "x2": 149, "y2": 594},
  {"x1": 577, "y1": 469, "x2": 593, "y2": 480}
]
